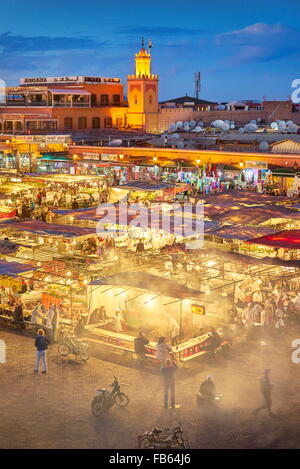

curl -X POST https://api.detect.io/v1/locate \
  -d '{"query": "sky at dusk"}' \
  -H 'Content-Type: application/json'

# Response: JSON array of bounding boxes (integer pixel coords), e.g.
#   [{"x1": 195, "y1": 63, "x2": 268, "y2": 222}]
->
[{"x1": 1, "y1": 0, "x2": 300, "y2": 102}]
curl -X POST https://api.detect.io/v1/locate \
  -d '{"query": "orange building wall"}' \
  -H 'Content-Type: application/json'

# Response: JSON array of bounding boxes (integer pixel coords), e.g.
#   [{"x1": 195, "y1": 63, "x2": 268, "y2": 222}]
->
[
  {"x1": 69, "y1": 144, "x2": 300, "y2": 168},
  {"x1": 52, "y1": 106, "x2": 128, "y2": 130}
]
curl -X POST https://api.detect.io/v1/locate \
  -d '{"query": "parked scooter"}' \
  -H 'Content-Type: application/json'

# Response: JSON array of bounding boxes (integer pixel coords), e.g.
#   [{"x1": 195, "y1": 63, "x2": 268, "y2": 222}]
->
[
  {"x1": 91, "y1": 376, "x2": 129, "y2": 417},
  {"x1": 137, "y1": 425, "x2": 189, "y2": 449},
  {"x1": 58, "y1": 329, "x2": 90, "y2": 362},
  {"x1": 196, "y1": 392, "x2": 222, "y2": 404}
]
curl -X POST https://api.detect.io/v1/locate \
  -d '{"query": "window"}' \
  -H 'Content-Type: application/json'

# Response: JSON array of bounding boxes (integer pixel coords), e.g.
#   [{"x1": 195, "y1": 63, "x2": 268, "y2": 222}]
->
[
  {"x1": 134, "y1": 95, "x2": 138, "y2": 105},
  {"x1": 113, "y1": 94, "x2": 120, "y2": 104},
  {"x1": 78, "y1": 117, "x2": 87, "y2": 129},
  {"x1": 149, "y1": 95, "x2": 152, "y2": 104},
  {"x1": 64, "y1": 117, "x2": 73, "y2": 130},
  {"x1": 100, "y1": 94, "x2": 109, "y2": 105},
  {"x1": 104, "y1": 117, "x2": 112, "y2": 128},
  {"x1": 92, "y1": 117, "x2": 100, "y2": 129},
  {"x1": 91, "y1": 94, "x2": 97, "y2": 106}
]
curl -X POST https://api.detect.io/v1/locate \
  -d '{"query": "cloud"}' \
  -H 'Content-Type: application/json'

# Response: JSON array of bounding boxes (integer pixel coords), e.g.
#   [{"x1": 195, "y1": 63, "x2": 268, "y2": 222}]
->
[
  {"x1": 0, "y1": 32, "x2": 105, "y2": 53},
  {"x1": 216, "y1": 23, "x2": 300, "y2": 64},
  {"x1": 117, "y1": 25, "x2": 208, "y2": 37}
]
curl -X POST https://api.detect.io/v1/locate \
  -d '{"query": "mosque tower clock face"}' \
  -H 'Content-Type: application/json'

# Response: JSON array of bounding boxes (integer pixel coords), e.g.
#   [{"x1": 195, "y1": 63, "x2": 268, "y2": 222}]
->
[{"x1": 127, "y1": 38, "x2": 159, "y2": 133}]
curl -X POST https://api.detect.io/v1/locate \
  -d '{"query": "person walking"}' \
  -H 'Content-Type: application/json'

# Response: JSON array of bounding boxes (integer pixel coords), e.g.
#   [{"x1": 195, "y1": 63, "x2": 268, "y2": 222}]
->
[
  {"x1": 253, "y1": 369, "x2": 275, "y2": 417},
  {"x1": 34, "y1": 329, "x2": 49, "y2": 374},
  {"x1": 160, "y1": 358, "x2": 180, "y2": 409}
]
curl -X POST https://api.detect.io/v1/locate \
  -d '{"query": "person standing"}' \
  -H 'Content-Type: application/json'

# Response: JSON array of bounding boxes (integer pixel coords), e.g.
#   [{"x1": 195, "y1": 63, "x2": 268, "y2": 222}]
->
[
  {"x1": 46, "y1": 303, "x2": 55, "y2": 332},
  {"x1": 253, "y1": 369, "x2": 275, "y2": 417},
  {"x1": 167, "y1": 314, "x2": 180, "y2": 346},
  {"x1": 160, "y1": 358, "x2": 180, "y2": 409},
  {"x1": 13, "y1": 298, "x2": 24, "y2": 325},
  {"x1": 51, "y1": 304, "x2": 60, "y2": 341},
  {"x1": 156, "y1": 336, "x2": 172, "y2": 364},
  {"x1": 34, "y1": 329, "x2": 49, "y2": 374},
  {"x1": 31, "y1": 302, "x2": 40, "y2": 324},
  {"x1": 112, "y1": 310, "x2": 122, "y2": 333}
]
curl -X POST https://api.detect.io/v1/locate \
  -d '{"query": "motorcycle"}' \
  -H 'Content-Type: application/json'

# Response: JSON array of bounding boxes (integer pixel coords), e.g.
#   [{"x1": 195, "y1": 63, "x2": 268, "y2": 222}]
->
[
  {"x1": 58, "y1": 329, "x2": 90, "y2": 362},
  {"x1": 204, "y1": 340, "x2": 232, "y2": 360},
  {"x1": 137, "y1": 425, "x2": 189, "y2": 449},
  {"x1": 196, "y1": 392, "x2": 222, "y2": 404},
  {"x1": 91, "y1": 376, "x2": 129, "y2": 417}
]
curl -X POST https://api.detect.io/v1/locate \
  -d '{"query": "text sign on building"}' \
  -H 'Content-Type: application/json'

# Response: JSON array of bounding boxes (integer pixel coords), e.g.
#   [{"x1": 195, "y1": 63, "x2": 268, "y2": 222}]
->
[
  {"x1": 245, "y1": 161, "x2": 268, "y2": 169},
  {"x1": 13, "y1": 135, "x2": 70, "y2": 144},
  {"x1": 82, "y1": 152, "x2": 100, "y2": 160},
  {"x1": 191, "y1": 304, "x2": 206, "y2": 315},
  {"x1": 101, "y1": 154, "x2": 118, "y2": 162},
  {"x1": 20, "y1": 76, "x2": 121, "y2": 85}
]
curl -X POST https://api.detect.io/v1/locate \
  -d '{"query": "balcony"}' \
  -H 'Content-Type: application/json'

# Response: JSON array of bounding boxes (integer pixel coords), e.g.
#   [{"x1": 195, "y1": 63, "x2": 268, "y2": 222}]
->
[
  {"x1": 52, "y1": 101, "x2": 90, "y2": 108},
  {"x1": 4, "y1": 100, "x2": 49, "y2": 107}
]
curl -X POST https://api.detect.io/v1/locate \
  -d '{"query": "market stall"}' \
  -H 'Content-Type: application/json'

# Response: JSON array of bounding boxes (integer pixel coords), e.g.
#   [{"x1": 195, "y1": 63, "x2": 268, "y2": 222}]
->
[
  {"x1": 85, "y1": 271, "x2": 225, "y2": 362},
  {"x1": 0, "y1": 219, "x2": 99, "y2": 261},
  {"x1": 26, "y1": 173, "x2": 109, "y2": 208},
  {"x1": 108, "y1": 181, "x2": 189, "y2": 203},
  {"x1": 0, "y1": 259, "x2": 40, "y2": 321},
  {"x1": 246, "y1": 229, "x2": 300, "y2": 260}
]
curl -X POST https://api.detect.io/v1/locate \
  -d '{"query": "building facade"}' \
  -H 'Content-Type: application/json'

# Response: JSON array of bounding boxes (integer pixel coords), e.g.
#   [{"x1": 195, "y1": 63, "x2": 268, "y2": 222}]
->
[{"x1": 1, "y1": 44, "x2": 300, "y2": 134}]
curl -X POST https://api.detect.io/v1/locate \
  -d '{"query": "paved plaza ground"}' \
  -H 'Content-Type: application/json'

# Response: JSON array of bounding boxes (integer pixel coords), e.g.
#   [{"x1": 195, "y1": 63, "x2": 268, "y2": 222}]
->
[{"x1": 1, "y1": 326, "x2": 300, "y2": 449}]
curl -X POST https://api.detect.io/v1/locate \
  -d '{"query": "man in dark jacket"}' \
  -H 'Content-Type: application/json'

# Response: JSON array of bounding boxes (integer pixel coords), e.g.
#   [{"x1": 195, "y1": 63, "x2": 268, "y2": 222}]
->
[
  {"x1": 34, "y1": 329, "x2": 49, "y2": 374},
  {"x1": 199, "y1": 375, "x2": 216, "y2": 398},
  {"x1": 13, "y1": 299, "x2": 24, "y2": 326},
  {"x1": 134, "y1": 332, "x2": 149, "y2": 365},
  {"x1": 160, "y1": 359, "x2": 180, "y2": 409}
]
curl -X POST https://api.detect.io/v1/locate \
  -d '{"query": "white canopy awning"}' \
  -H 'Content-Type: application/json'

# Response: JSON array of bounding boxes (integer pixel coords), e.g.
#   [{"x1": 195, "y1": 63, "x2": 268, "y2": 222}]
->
[{"x1": 48, "y1": 88, "x2": 91, "y2": 95}]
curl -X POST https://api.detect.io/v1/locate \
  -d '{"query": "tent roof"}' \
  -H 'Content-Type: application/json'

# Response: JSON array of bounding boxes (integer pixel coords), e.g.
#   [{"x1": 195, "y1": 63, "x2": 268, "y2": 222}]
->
[
  {"x1": 0, "y1": 220, "x2": 96, "y2": 238},
  {"x1": 205, "y1": 249, "x2": 300, "y2": 268},
  {"x1": 207, "y1": 225, "x2": 276, "y2": 241},
  {"x1": 212, "y1": 206, "x2": 300, "y2": 225},
  {"x1": 89, "y1": 271, "x2": 203, "y2": 299},
  {"x1": 113, "y1": 181, "x2": 173, "y2": 191},
  {"x1": 0, "y1": 259, "x2": 38, "y2": 276},
  {"x1": 246, "y1": 230, "x2": 300, "y2": 249}
]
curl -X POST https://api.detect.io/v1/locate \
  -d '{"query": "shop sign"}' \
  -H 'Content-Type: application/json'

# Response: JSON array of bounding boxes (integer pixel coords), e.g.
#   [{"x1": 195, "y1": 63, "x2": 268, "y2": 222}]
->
[
  {"x1": 13, "y1": 135, "x2": 70, "y2": 144},
  {"x1": 83, "y1": 152, "x2": 100, "y2": 160},
  {"x1": 20, "y1": 76, "x2": 121, "y2": 85},
  {"x1": 245, "y1": 161, "x2": 268, "y2": 169},
  {"x1": 101, "y1": 154, "x2": 118, "y2": 162},
  {"x1": 191, "y1": 304, "x2": 205, "y2": 315}
]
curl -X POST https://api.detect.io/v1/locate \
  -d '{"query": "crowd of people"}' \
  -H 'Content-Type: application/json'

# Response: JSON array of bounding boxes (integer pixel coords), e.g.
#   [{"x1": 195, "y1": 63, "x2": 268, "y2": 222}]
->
[
  {"x1": 231, "y1": 276, "x2": 300, "y2": 333},
  {"x1": 13, "y1": 185, "x2": 108, "y2": 221}
]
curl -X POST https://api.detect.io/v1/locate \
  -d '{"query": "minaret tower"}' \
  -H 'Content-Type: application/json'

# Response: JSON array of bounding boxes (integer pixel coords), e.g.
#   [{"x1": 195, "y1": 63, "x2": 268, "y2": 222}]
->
[{"x1": 127, "y1": 38, "x2": 159, "y2": 133}]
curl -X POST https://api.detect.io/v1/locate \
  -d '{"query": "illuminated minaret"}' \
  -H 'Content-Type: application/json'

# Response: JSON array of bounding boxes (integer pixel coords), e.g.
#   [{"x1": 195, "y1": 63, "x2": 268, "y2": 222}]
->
[{"x1": 127, "y1": 38, "x2": 159, "y2": 133}]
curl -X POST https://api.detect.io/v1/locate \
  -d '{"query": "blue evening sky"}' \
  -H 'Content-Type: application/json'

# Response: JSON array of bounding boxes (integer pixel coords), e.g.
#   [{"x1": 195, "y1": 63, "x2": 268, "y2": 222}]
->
[{"x1": 1, "y1": 0, "x2": 300, "y2": 102}]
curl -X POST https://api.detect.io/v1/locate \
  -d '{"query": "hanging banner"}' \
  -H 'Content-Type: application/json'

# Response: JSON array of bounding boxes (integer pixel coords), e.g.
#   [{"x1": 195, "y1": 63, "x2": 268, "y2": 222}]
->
[{"x1": 41, "y1": 293, "x2": 62, "y2": 308}]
